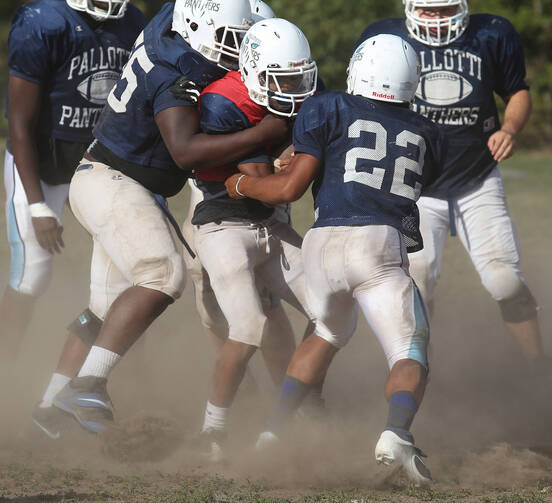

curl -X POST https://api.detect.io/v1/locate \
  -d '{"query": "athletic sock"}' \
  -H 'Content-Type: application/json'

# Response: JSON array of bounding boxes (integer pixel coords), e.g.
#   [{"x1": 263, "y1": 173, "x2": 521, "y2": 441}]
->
[
  {"x1": 202, "y1": 401, "x2": 229, "y2": 432},
  {"x1": 39, "y1": 373, "x2": 71, "y2": 408},
  {"x1": 385, "y1": 390, "x2": 419, "y2": 442},
  {"x1": 77, "y1": 346, "x2": 121, "y2": 379},
  {"x1": 265, "y1": 375, "x2": 311, "y2": 435}
]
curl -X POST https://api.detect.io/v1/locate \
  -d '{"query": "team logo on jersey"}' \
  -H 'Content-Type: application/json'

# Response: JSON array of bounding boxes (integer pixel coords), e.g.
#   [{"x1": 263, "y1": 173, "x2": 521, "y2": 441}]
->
[
  {"x1": 77, "y1": 70, "x2": 119, "y2": 105},
  {"x1": 416, "y1": 70, "x2": 473, "y2": 106}
]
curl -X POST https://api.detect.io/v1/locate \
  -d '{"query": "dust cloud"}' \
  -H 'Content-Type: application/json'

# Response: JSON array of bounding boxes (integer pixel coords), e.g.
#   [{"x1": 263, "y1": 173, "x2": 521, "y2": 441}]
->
[{"x1": 0, "y1": 184, "x2": 551, "y2": 492}]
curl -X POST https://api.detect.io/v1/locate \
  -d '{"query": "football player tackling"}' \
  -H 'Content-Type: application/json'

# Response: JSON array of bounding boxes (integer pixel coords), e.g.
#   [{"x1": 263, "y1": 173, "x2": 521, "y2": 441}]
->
[
  {"x1": 192, "y1": 18, "x2": 318, "y2": 459},
  {"x1": 226, "y1": 35, "x2": 446, "y2": 485}
]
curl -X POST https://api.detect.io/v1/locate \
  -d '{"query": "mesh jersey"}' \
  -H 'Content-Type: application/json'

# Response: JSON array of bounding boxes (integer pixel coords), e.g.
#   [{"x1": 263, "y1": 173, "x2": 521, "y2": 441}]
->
[
  {"x1": 92, "y1": 2, "x2": 226, "y2": 196},
  {"x1": 7, "y1": 0, "x2": 146, "y2": 143},
  {"x1": 356, "y1": 15, "x2": 529, "y2": 198},
  {"x1": 192, "y1": 71, "x2": 273, "y2": 225},
  {"x1": 293, "y1": 91, "x2": 446, "y2": 252}
]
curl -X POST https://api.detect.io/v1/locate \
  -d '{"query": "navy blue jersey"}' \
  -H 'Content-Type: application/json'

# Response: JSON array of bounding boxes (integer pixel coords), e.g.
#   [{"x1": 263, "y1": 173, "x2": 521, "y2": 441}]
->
[
  {"x1": 293, "y1": 91, "x2": 446, "y2": 252},
  {"x1": 357, "y1": 15, "x2": 529, "y2": 198},
  {"x1": 8, "y1": 0, "x2": 146, "y2": 143},
  {"x1": 92, "y1": 2, "x2": 226, "y2": 195}
]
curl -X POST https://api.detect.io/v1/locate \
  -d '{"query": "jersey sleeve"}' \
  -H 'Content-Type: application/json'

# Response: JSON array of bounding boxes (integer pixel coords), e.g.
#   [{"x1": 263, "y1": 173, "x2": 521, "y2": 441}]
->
[
  {"x1": 292, "y1": 94, "x2": 330, "y2": 162},
  {"x1": 8, "y1": 4, "x2": 58, "y2": 83},
  {"x1": 493, "y1": 17, "x2": 529, "y2": 98}
]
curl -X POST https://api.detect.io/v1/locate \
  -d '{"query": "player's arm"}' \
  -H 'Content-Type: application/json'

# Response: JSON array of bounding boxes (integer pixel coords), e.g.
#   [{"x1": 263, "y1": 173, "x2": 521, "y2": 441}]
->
[
  {"x1": 155, "y1": 106, "x2": 290, "y2": 171},
  {"x1": 488, "y1": 89, "x2": 532, "y2": 163},
  {"x1": 237, "y1": 162, "x2": 273, "y2": 177},
  {"x1": 225, "y1": 153, "x2": 320, "y2": 204},
  {"x1": 8, "y1": 75, "x2": 63, "y2": 254}
]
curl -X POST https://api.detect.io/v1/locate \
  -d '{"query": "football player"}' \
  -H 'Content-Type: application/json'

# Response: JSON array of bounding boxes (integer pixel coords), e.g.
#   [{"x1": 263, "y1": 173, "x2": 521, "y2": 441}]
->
[
  {"x1": 356, "y1": 0, "x2": 543, "y2": 365},
  {"x1": 192, "y1": 18, "x2": 318, "y2": 459},
  {"x1": 225, "y1": 34, "x2": 446, "y2": 485},
  {"x1": 32, "y1": 0, "x2": 292, "y2": 438},
  {"x1": 180, "y1": 0, "x2": 299, "y2": 404},
  {"x1": 0, "y1": 0, "x2": 146, "y2": 359}
]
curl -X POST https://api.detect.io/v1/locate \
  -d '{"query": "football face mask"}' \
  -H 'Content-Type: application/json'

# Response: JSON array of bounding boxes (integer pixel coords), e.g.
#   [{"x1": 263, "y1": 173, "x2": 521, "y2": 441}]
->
[
  {"x1": 239, "y1": 18, "x2": 318, "y2": 117},
  {"x1": 404, "y1": 0, "x2": 469, "y2": 46},
  {"x1": 66, "y1": 0, "x2": 129, "y2": 20}
]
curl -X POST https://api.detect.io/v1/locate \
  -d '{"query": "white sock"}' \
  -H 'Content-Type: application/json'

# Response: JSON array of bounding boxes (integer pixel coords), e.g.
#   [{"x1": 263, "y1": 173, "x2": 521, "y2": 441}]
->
[
  {"x1": 39, "y1": 373, "x2": 71, "y2": 408},
  {"x1": 77, "y1": 346, "x2": 121, "y2": 379},
  {"x1": 202, "y1": 401, "x2": 229, "y2": 432}
]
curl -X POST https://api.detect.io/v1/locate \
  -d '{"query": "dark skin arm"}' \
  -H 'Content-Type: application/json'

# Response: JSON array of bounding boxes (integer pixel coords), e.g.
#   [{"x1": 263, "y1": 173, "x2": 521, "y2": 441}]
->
[
  {"x1": 225, "y1": 152, "x2": 320, "y2": 204},
  {"x1": 8, "y1": 75, "x2": 64, "y2": 254},
  {"x1": 155, "y1": 106, "x2": 291, "y2": 171}
]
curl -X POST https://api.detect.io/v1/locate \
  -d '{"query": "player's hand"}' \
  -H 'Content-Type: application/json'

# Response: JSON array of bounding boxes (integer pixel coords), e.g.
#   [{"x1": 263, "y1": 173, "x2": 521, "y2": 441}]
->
[
  {"x1": 256, "y1": 114, "x2": 291, "y2": 144},
  {"x1": 32, "y1": 217, "x2": 64, "y2": 254},
  {"x1": 487, "y1": 129, "x2": 517, "y2": 163},
  {"x1": 169, "y1": 76, "x2": 201, "y2": 104},
  {"x1": 225, "y1": 173, "x2": 247, "y2": 199}
]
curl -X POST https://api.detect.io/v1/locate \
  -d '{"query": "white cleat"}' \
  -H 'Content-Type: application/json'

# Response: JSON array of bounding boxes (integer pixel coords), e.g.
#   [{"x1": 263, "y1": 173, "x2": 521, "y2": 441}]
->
[
  {"x1": 375, "y1": 430, "x2": 432, "y2": 486},
  {"x1": 255, "y1": 431, "x2": 279, "y2": 451}
]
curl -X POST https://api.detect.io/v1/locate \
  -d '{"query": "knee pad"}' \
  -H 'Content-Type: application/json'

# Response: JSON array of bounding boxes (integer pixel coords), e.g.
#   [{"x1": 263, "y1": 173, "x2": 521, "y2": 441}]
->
[
  {"x1": 67, "y1": 308, "x2": 103, "y2": 347},
  {"x1": 480, "y1": 260, "x2": 523, "y2": 301},
  {"x1": 498, "y1": 283, "x2": 538, "y2": 323}
]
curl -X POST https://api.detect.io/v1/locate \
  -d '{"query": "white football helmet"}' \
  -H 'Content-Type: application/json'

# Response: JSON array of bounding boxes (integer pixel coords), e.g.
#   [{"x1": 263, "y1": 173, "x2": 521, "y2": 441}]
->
[
  {"x1": 347, "y1": 34, "x2": 420, "y2": 104},
  {"x1": 66, "y1": 0, "x2": 128, "y2": 20},
  {"x1": 239, "y1": 18, "x2": 317, "y2": 117},
  {"x1": 172, "y1": 0, "x2": 253, "y2": 71},
  {"x1": 403, "y1": 0, "x2": 469, "y2": 46},
  {"x1": 249, "y1": 0, "x2": 276, "y2": 22}
]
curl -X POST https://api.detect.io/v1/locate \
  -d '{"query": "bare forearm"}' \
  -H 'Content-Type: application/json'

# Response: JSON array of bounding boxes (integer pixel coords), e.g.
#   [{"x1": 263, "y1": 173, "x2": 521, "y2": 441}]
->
[
  {"x1": 236, "y1": 172, "x2": 300, "y2": 204},
  {"x1": 502, "y1": 89, "x2": 531, "y2": 136}
]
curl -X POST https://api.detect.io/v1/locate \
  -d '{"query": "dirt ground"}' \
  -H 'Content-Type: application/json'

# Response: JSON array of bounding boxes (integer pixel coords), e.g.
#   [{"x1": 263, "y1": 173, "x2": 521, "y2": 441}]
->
[{"x1": 0, "y1": 152, "x2": 551, "y2": 502}]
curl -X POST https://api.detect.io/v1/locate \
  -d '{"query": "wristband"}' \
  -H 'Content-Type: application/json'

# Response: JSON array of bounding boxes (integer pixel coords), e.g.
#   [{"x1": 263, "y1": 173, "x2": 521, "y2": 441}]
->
[
  {"x1": 235, "y1": 174, "x2": 247, "y2": 197},
  {"x1": 29, "y1": 201, "x2": 61, "y2": 225}
]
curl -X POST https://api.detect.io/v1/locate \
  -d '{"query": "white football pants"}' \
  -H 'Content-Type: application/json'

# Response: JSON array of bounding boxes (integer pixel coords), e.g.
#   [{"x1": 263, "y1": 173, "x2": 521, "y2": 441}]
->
[
  {"x1": 195, "y1": 216, "x2": 312, "y2": 347},
  {"x1": 69, "y1": 160, "x2": 186, "y2": 320},
  {"x1": 303, "y1": 225, "x2": 429, "y2": 370},
  {"x1": 409, "y1": 168, "x2": 526, "y2": 305},
  {"x1": 4, "y1": 150, "x2": 68, "y2": 296}
]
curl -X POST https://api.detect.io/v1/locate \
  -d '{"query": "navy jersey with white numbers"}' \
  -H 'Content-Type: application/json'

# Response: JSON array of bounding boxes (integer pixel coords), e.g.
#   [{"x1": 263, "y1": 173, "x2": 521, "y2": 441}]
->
[
  {"x1": 92, "y1": 2, "x2": 226, "y2": 197},
  {"x1": 356, "y1": 15, "x2": 529, "y2": 198},
  {"x1": 8, "y1": 0, "x2": 146, "y2": 144},
  {"x1": 293, "y1": 91, "x2": 446, "y2": 252}
]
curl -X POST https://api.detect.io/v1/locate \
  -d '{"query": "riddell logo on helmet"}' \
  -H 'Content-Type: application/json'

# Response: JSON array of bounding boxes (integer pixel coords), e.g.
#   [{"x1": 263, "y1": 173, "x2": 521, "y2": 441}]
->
[{"x1": 372, "y1": 91, "x2": 395, "y2": 100}]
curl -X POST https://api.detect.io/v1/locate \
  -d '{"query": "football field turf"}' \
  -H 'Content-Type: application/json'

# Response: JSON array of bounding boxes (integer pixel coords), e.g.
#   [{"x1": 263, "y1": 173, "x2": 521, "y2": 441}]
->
[{"x1": 0, "y1": 150, "x2": 551, "y2": 502}]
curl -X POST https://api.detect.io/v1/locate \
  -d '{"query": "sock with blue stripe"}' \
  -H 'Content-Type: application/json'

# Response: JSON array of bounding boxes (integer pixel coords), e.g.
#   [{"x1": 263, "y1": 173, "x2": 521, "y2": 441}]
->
[
  {"x1": 265, "y1": 375, "x2": 311, "y2": 435},
  {"x1": 385, "y1": 390, "x2": 418, "y2": 442}
]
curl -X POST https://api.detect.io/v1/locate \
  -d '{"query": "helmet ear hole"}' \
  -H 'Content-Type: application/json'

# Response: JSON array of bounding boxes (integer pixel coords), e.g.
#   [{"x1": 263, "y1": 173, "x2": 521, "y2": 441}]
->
[{"x1": 190, "y1": 22, "x2": 198, "y2": 32}]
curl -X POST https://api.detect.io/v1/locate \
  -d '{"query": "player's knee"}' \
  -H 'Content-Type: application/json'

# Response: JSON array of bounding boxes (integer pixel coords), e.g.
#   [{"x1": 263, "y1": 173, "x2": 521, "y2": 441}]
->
[
  {"x1": 132, "y1": 253, "x2": 186, "y2": 300},
  {"x1": 229, "y1": 313, "x2": 268, "y2": 348},
  {"x1": 9, "y1": 259, "x2": 53, "y2": 297},
  {"x1": 480, "y1": 260, "x2": 523, "y2": 301},
  {"x1": 498, "y1": 283, "x2": 538, "y2": 323},
  {"x1": 67, "y1": 308, "x2": 103, "y2": 347}
]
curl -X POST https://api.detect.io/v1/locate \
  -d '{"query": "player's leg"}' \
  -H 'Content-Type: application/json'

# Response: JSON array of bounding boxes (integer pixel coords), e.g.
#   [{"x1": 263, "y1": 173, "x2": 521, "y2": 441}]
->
[
  {"x1": 456, "y1": 168, "x2": 543, "y2": 362},
  {"x1": 257, "y1": 227, "x2": 355, "y2": 445},
  {"x1": 0, "y1": 151, "x2": 68, "y2": 358},
  {"x1": 407, "y1": 195, "x2": 450, "y2": 316},
  {"x1": 52, "y1": 162, "x2": 185, "y2": 433},
  {"x1": 352, "y1": 227, "x2": 431, "y2": 485},
  {"x1": 195, "y1": 221, "x2": 267, "y2": 456}
]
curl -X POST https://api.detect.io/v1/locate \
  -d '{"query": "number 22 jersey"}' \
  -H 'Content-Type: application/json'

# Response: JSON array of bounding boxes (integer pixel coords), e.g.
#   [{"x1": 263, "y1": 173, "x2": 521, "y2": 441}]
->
[{"x1": 293, "y1": 91, "x2": 446, "y2": 252}]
